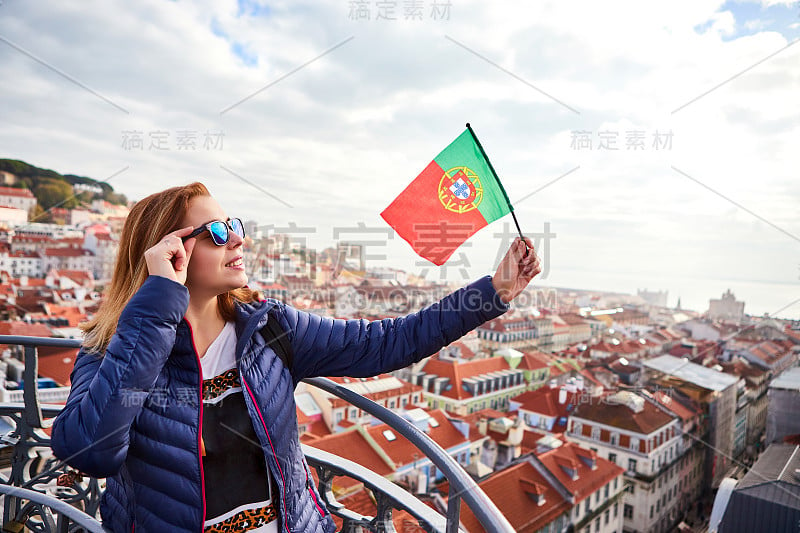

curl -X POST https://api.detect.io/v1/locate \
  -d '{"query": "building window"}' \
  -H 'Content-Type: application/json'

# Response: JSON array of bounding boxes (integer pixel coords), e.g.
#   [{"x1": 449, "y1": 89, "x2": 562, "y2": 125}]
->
[
  {"x1": 610, "y1": 432, "x2": 618, "y2": 446},
  {"x1": 604, "y1": 509, "x2": 609, "y2": 525},
  {"x1": 604, "y1": 483, "x2": 609, "y2": 499},
  {"x1": 624, "y1": 504, "x2": 634, "y2": 519},
  {"x1": 592, "y1": 427, "x2": 600, "y2": 439},
  {"x1": 595, "y1": 517, "x2": 600, "y2": 532},
  {"x1": 609, "y1": 452, "x2": 617, "y2": 465},
  {"x1": 650, "y1": 505, "x2": 654, "y2": 519},
  {"x1": 628, "y1": 458, "x2": 637, "y2": 473},
  {"x1": 614, "y1": 501, "x2": 618, "y2": 518}
]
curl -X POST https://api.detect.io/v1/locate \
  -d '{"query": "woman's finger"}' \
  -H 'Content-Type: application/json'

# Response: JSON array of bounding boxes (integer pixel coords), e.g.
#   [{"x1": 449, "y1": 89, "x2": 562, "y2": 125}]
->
[
  {"x1": 166, "y1": 225, "x2": 195, "y2": 239},
  {"x1": 172, "y1": 241, "x2": 187, "y2": 272},
  {"x1": 182, "y1": 236, "x2": 196, "y2": 268}
]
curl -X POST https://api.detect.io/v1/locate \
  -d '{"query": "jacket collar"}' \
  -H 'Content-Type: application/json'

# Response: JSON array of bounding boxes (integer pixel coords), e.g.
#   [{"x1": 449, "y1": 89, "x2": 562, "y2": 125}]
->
[{"x1": 233, "y1": 298, "x2": 279, "y2": 361}]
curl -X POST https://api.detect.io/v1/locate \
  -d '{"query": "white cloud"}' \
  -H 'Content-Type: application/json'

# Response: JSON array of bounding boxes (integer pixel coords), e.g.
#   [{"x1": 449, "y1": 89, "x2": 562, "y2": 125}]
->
[{"x1": 0, "y1": 0, "x2": 797, "y2": 317}]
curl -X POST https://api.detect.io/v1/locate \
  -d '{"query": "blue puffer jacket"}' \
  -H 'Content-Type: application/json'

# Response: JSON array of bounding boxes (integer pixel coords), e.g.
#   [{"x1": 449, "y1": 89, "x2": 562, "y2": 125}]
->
[{"x1": 51, "y1": 274, "x2": 509, "y2": 532}]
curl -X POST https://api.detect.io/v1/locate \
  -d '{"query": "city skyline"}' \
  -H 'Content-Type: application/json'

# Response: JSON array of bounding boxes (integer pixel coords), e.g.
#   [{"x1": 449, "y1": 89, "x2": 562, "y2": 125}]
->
[{"x1": 0, "y1": 0, "x2": 798, "y2": 319}]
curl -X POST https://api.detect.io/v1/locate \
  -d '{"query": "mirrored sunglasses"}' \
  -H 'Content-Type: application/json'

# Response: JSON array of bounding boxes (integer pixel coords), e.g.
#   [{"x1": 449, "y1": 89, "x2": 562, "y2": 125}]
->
[{"x1": 182, "y1": 218, "x2": 245, "y2": 246}]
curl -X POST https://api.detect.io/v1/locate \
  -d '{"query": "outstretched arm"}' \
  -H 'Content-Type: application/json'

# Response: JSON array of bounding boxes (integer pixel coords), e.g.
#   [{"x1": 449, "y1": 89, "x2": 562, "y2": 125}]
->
[
  {"x1": 278, "y1": 236, "x2": 542, "y2": 380},
  {"x1": 279, "y1": 275, "x2": 509, "y2": 381}
]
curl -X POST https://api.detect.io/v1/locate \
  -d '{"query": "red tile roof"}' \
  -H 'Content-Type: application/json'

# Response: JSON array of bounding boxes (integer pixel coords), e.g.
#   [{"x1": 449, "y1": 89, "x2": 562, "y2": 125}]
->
[
  {"x1": 517, "y1": 351, "x2": 550, "y2": 371},
  {"x1": 652, "y1": 391, "x2": 700, "y2": 422},
  {"x1": 0, "y1": 321, "x2": 52, "y2": 337},
  {"x1": 305, "y1": 428, "x2": 394, "y2": 477},
  {"x1": 592, "y1": 339, "x2": 646, "y2": 355},
  {"x1": 42, "y1": 248, "x2": 93, "y2": 257},
  {"x1": 747, "y1": 340, "x2": 794, "y2": 366},
  {"x1": 440, "y1": 340, "x2": 477, "y2": 360},
  {"x1": 479, "y1": 313, "x2": 536, "y2": 333},
  {"x1": 459, "y1": 459, "x2": 571, "y2": 533},
  {"x1": 511, "y1": 386, "x2": 581, "y2": 419},
  {"x1": 420, "y1": 356, "x2": 511, "y2": 400},
  {"x1": 364, "y1": 410, "x2": 467, "y2": 467},
  {"x1": 0, "y1": 186, "x2": 35, "y2": 198},
  {"x1": 571, "y1": 392, "x2": 674, "y2": 435},
  {"x1": 43, "y1": 305, "x2": 87, "y2": 327},
  {"x1": 37, "y1": 346, "x2": 79, "y2": 386},
  {"x1": 325, "y1": 375, "x2": 422, "y2": 408},
  {"x1": 538, "y1": 442, "x2": 624, "y2": 503},
  {"x1": 784, "y1": 326, "x2": 800, "y2": 344},
  {"x1": 57, "y1": 270, "x2": 94, "y2": 284},
  {"x1": 295, "y1": 406, "x2": 312, "y2": 426},
  {"x1": 559, "y1": 313, "x2": 590, "y2": 326}
]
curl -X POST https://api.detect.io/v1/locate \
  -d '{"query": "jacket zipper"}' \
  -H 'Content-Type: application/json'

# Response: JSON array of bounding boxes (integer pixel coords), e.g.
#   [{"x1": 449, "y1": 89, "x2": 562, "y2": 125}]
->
[
  {"x1": 184, "y1": 319, "x2": 207, "y2": 533},
  {"x1": 304, "y1": 466, "x2": 325, "y2": 517},
  {"x1": 241, "y1": 376, "x2": 292, "y2": 533}
]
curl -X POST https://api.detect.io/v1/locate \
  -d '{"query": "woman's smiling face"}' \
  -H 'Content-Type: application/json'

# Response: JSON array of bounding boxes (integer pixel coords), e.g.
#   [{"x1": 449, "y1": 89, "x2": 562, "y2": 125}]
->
[{"x1": 181, "y1": 195, "x2": 247, "y2": 299}]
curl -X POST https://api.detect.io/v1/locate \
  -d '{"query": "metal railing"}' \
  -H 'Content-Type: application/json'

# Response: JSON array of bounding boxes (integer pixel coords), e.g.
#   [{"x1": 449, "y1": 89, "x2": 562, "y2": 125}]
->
[{"x1": 0, "y1": 335, "x2": 513, "y2": 533}]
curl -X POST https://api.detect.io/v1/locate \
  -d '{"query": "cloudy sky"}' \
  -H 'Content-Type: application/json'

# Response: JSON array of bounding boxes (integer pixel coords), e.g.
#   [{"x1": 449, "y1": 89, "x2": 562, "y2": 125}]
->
[{"x1": 1, "y1": 0, "x2": 798, "y2": 318}]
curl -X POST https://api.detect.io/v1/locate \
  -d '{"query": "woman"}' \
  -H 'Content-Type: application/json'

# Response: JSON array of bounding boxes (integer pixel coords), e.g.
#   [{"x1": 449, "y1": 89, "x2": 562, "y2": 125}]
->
[{"x1": 51, "y1": 182, "x2": 541, "y2": 533}]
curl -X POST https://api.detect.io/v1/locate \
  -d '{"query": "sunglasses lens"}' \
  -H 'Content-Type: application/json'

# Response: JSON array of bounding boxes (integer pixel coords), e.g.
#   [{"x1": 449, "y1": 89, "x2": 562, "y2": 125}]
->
[
  {"x1": 208, "y1": 221, "x2": 228, "y2": 245},
  {"x1": 230, "y1": 218, "x2": 245, "y2": 238}
]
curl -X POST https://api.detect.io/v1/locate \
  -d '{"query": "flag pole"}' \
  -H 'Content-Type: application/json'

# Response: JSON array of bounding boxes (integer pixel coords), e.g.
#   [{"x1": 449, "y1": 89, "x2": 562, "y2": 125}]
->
[{"x1": 465, "y1": 122, "x2": 529, "y2": 254}]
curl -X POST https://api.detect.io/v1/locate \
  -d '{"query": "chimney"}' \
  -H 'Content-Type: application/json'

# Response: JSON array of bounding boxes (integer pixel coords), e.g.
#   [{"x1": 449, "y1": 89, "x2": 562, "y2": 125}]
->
[
  {"x1": 478, "y1": 417, "x2": 488, "y2": 436},
  {"x1": 549, "y1": 379, "x2": 558, "y2": 389},
  {"x1": 576, "y1": 376, "x2": 585, "y2": 391},
  {"x1": 558, "y1": 386, "x2": 567, "y2": 405},
  {"x1": 566, "y1": 379, "x2": 577, "y2": 394},
  {"x1": 508, "y1": 418, "x2": 524, "y2": 446}
]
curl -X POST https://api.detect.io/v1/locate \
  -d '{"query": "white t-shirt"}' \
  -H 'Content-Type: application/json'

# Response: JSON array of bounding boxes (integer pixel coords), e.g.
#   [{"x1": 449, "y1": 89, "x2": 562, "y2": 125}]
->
[{"x1": 200, "y1": 322, "x2": 278, "y2": 533}]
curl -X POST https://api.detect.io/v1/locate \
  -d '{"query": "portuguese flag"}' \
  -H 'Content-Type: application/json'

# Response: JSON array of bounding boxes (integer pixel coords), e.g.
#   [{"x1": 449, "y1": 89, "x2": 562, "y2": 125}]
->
[{"x1": 381, "y1": 127, "x2": 512, "y2": 265}]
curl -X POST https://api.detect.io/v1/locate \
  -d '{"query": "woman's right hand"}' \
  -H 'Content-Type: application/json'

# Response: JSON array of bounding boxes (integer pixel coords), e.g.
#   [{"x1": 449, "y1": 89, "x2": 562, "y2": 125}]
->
[{"x1": 144, "y1": 226, "x2": 197, "y2": 285}]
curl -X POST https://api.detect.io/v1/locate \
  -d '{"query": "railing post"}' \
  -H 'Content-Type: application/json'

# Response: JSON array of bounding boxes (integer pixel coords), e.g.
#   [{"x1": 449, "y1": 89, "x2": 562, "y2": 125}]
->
[
  {"x1": 446, "y1": 485, "x2": 461, "y2": 533},
  {"x1": 305, "y1": 377, "x2": 515, "y2": 533},
  {"x1": 22, "y1": 343, "x2": 43, "y2": 428}
]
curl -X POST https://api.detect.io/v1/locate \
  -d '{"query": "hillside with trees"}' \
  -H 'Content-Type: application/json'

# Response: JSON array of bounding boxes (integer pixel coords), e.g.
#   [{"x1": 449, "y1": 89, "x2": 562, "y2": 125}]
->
[{"x1": 0, "y1": 159, "x2": 128, "y2": 212}]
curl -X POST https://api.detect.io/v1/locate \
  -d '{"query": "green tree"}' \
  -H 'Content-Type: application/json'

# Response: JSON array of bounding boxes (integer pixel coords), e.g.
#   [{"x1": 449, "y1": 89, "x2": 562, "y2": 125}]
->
[{"x1": 34, "y1": 179, "x2": 77, "y2": 210}]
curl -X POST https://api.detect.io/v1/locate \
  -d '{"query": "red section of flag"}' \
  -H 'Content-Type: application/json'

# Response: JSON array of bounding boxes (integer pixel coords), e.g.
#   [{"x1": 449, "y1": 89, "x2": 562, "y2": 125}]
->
[{"x1": 381, "y1": 160, "x2": 487, "y2": 265}]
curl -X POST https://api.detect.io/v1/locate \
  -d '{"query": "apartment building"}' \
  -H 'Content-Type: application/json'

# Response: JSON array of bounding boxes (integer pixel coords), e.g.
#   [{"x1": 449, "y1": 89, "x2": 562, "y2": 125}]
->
[
  {"x1": 643, "y1": 355, "x2": 739, "y2": 488},
  {"x1": 567, "y1": 390, "x2": 701, "y2": 533},
  {"x1": 403, "y1": 355, "x2": 526, "y2": 415}
]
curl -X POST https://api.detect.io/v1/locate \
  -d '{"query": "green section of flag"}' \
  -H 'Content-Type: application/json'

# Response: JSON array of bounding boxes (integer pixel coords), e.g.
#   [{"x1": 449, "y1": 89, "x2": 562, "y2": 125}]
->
[{"x1": 432, "y1": 130, "x2": 510, "y2": 223}]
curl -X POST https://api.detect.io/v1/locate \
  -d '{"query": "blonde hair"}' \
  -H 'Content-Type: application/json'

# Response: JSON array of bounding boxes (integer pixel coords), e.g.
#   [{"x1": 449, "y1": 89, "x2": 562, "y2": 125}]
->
[{"x1": 81, "y1": 182, "x2": 259, "y2": 353}]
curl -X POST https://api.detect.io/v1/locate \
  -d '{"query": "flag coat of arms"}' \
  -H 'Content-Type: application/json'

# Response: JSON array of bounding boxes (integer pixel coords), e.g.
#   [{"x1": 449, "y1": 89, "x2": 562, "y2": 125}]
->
[{"x1": 381, "y1": 128, "x2": 512, "y2": 265}]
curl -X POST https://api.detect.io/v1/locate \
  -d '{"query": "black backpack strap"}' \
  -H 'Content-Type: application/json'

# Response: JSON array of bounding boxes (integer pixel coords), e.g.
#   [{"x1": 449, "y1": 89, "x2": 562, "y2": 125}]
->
[{"x1": 260, "y1": 312, "x2": 294, "y2": 371}]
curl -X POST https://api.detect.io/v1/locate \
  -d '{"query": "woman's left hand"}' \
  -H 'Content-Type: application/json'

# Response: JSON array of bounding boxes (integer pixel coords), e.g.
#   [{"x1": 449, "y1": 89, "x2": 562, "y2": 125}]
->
[{"x1": 492, "y1": 237, "x2": 542, "y2": 304}]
